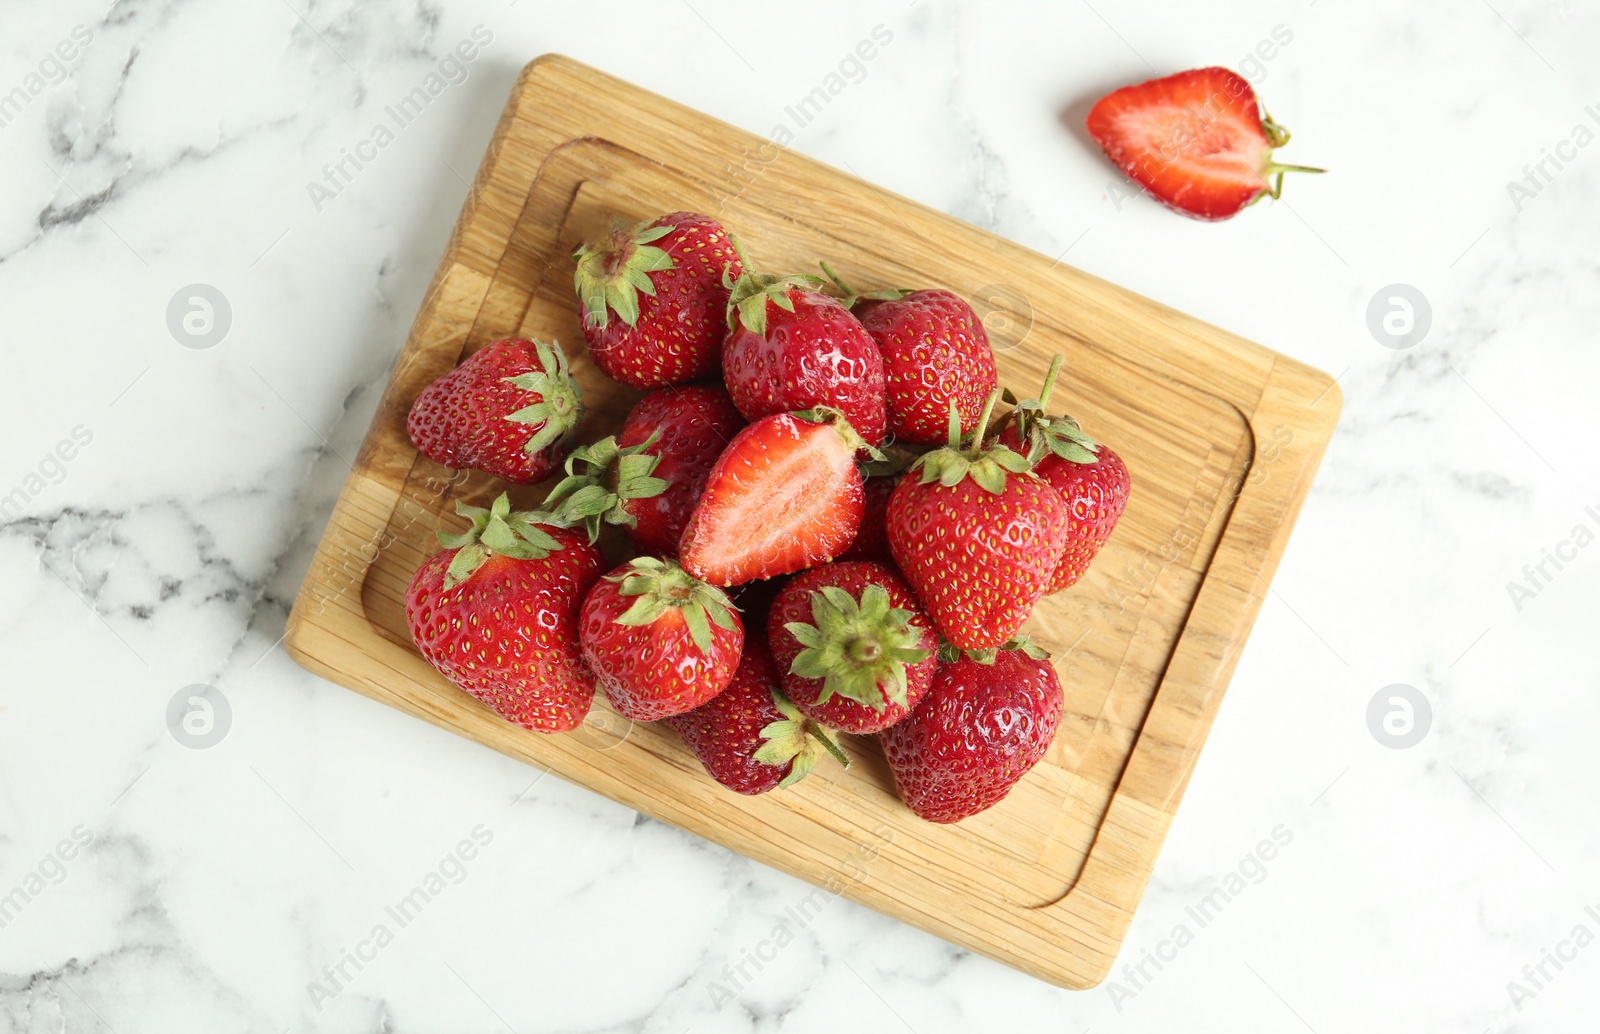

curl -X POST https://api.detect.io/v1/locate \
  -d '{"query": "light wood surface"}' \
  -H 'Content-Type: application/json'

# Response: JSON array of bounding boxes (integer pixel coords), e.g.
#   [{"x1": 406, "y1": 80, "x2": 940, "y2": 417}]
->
[{"x1": 284, "y1": 55, "x2": 1340, "y2": 990}]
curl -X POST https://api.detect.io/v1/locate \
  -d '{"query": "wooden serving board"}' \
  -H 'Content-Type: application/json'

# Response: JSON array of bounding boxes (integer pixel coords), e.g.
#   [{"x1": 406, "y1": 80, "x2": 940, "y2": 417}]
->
[{"x1": 284, "y1": 55, "x2": 1339, "y2": 990}]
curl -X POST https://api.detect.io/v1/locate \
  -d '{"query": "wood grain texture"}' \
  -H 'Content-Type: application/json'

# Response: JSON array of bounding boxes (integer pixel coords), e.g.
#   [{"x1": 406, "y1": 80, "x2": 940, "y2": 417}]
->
[{"x1": 283, "y1": 55, "x2": 1340, "y2": 990}]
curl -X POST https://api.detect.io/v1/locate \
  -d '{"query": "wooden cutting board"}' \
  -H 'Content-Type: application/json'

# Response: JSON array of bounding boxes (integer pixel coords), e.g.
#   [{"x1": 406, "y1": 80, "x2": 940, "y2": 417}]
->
[{"x1": 284, "y1": 54, "x2": 1339, "y2": 990}]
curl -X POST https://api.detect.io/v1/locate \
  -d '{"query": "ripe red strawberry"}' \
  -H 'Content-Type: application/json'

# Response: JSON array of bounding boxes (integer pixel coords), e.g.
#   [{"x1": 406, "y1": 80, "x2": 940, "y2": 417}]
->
[
  {"x1": 879, "y1": 641, "x2": 1063, "y2": 823},
  {"x1": 721, "y1": 246, "x2": 887, "y2": 446},
  {"x1": 406, "y1": 338, "x2": 583, "y2": 484},
  {"x1": 680, "y1": 409, "x2": 872, "y2": 587},
  {"x1": 999, "y1": 357, "x2": 1131, "y2": 593},
  {"x1": 665, "y1": 640, "x2": 849, "y2": 795},
  {"x1": 405, "y1": 493, "x2": 603, "y2": 732},
  {"x1": 573, "y1": 212, "x2": 741, "y2": 388},
  {"x1": 613, "y1": 385, "x2": 746, "y2": 556},
  {"x1": 823, "y1": 264, "x2": 997, "y2": 446},
  {"x1": 1086, "y1": 67, "x2": 1323, "y2": 221},
  {"x1": 767, "y1": 561, "x2": 936, "y2": 734},
  {"x1": 579, "y1": 557, "x2": 743, "y2": 721},
  {"x1": 887, "y1": 393, "x2": 1069, "y2": 650}
]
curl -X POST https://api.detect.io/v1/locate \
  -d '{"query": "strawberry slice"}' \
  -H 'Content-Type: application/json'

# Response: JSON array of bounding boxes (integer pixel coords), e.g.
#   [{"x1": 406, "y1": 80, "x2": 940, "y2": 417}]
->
[
  {"x1": 1086, "y1": 67, "x2": 1322, "y2": 221},
  {"x1": 679, "y1": 409, "x2": 871, "y2": 587}
]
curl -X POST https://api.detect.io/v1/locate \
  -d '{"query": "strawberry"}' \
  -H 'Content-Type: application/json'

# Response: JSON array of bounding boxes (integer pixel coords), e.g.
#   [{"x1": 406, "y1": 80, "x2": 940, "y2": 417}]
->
[
  {"x1": 665, "y1": 640, "x2": 850, "y2": 795},
  {"x1": 578, "y1": 556, "x2": 743, "y2": 721},
  {"x1": 613, "y1": 385, "x2": 746, "y2": 556},
  {"x1": 405, "y1": 493, "x2": 603, "y2": 732},
  {"x1": 721, "y1": 245, "x2": 888, "y2": 447},
  {"x1": 879, "y1": 640, "x2": 1063, "y2": 823},
  {"x1": 573, "y1": 212, "x2": 741, "y2": 388},
  {"x1": 679, "y1": 408, "x2": 873, "y2": 587},
  {"x1": 823, "y1": 264, "x2": 997, "y2": 446},
  {"x1": 405, "y1": 338, "x2": 583, "y2": 484},
  {"x1": 999, "y1": 356, "x2": 1131, "y2": 593},
  {"x1": 1086, "y1": 67, "x2": 1323, "y2": 221},
  {"x1": 768, "y1": 561, "x2": 936, "y2": 734},
  {"x1": 887, "y1": 392, "x2": 1069, "y2": 650}
]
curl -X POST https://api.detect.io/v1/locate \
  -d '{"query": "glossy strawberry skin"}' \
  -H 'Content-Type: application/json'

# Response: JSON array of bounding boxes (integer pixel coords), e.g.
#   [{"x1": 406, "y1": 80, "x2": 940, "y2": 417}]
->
[
  {"x1": 1086, "y1": 67, "x2": 1304, "y2": 221},
  {"x1": 405, "y1": 339, "x2": 575, "y2": 484},
  {"x1": 879, "y1": 650, "x2": 1063, "y2": 823},
  {"x1": 854, "y1": 290, "x2": 997, "y2": 445},
  {"x1": 405, "y1": 528, "x2": 603, "y2": 732},
  {"x1": 664, "y1": 642, "x2": 793, "y2": 795},
  {"x1": 1000, "y1": 426, "x2": 1131, "y2": 593},
  {"x1": 578, "y1": 565, "x2": 743, "y2": 722},
  {"x1": 836, "y1": 473, "x2": 898, "y2": 564},
  {"x1": 581, "y1": 213, "x2": 741, "y2": 388},
  {"x1": 722, "y1": 290, "x2": 888, "y2": 447},
  {"x1": 767, "y1": 561, "x2": 937, "y2": 734},
  {"x1": 679, "y1": 413, "x2": 865, "y2": 587},
  {"x1": 887, "y1": 472, "x2": 1069, "y2": 650},
  {"x1": 615, "y1": 385, "x2": 746, "y2": 556}
]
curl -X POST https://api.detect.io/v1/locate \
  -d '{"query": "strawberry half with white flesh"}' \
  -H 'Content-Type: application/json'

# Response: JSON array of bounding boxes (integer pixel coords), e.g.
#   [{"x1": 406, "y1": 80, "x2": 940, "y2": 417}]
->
[
  {"x1": 1086, "y1": 67, "x2": 1323, "y2": 221},
  {"x1": 679, "y1": 408, "x2": 874, "y2": 587}
]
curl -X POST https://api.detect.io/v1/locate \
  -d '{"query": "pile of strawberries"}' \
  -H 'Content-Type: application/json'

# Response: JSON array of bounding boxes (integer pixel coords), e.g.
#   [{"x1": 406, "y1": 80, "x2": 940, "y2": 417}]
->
[{"x1": 402, "y1": 213, "x2": 1130, "y2": 823}]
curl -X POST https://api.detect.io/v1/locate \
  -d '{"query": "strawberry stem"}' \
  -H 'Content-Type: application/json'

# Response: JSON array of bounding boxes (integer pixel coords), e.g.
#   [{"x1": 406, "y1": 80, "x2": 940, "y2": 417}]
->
[{"x1": 1037, "y1": 355, "x2": 1063, "y2": 414}]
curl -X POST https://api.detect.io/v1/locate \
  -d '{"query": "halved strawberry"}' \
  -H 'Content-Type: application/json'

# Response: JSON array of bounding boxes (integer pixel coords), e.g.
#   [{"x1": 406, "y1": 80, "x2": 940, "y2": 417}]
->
[
  {"x1": 679, "y1": 409, "x2": 872, "y2": 587},
  {"x1": 1086, "y1": 67, "x2": 1322, "y2": 221}
]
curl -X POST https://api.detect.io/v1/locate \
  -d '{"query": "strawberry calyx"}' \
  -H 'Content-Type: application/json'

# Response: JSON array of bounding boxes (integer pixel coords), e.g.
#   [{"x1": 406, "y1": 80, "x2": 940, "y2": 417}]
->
[
  {"x1": 785, "y1": 583, "x2": 931, "y2": 711},
  {"x1": 502, "y1": 338, "x2": 585, "y2": 457},
  {"x1": 816, "y1": 260, "x2": 913, "y2": 309},
  {"x1": 542, "y1": 433, "x2": 668, "y2": 542},
  {"x1": 936, "y1": 634, "x2": 1051, "y2": 666},
  {"x1": 606, "y1": 555, "x2": 737, "y2": 655},
  {"x1": 438, "y1": 492, "x2": 567, "y2": 588},
  {"x1": 724, "y1": 234, "x2": 826, "y2": 336},
  {"x1": 572, "y1": 217, "x2": 680, "y2": 329},
  {"x1": 1255, "y1": 107, "x2": 1326, "y2": 203},
  {"x1": 752, "y1": 686, "x2": 851, "y2": 788},
  {"x1": 909, "y1": 389, "x2": 1032, "y2": 496},
  {"x1": 1004, "y1": 355, "x2": 1101, "y2": 466}
]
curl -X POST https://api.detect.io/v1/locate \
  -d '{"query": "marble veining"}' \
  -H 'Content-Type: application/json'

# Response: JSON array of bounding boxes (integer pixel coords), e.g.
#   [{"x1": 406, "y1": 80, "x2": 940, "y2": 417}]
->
[{"x1": 1, "y1": 0, "x2": 1597, "y2": 1031}]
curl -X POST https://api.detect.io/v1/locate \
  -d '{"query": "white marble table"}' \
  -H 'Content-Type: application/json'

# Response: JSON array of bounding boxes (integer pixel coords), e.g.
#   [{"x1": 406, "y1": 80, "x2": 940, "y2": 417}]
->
[{"x1": 1, "y1": 1, "x2": 1596, "y2": 1031}]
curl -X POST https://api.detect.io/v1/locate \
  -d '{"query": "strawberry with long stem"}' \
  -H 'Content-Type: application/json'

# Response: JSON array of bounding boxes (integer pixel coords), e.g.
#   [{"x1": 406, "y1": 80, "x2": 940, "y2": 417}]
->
[
  {"x1": 1000, "y1": 355, "x2": 1131, "y2": 593},
  {"x1": 887, "y1": 391, "x2": 1069, "y2": 650}
]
